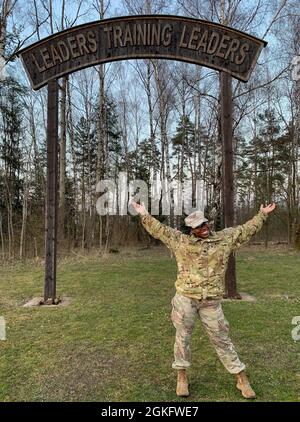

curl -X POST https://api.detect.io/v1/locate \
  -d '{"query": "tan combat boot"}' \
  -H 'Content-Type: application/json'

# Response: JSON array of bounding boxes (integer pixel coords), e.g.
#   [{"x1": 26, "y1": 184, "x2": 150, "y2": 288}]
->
[
  {"x1": 236, "y1": 371, "x2": 256, "y2": 399},
  {"x1": 176, "y1": 369, "x2": 189, "y2": 397}
]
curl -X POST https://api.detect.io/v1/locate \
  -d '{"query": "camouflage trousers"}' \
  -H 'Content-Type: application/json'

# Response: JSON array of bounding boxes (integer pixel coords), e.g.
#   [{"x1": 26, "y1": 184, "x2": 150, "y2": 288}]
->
[{"x1": 171, "y1": 292, "x2": 246, "y2": 374}]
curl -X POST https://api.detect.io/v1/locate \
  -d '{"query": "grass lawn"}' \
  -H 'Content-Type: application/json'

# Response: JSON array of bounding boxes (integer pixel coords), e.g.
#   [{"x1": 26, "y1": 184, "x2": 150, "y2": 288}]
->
[{"x1": 0, "y1": 246, "x2": 299, "y2": 402}]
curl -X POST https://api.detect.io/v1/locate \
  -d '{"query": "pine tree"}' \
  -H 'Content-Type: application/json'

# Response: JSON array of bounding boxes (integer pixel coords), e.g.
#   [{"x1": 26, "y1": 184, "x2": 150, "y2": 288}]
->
[{"x1": 0, "y1": 77, "x2": 27, "y2": 256}]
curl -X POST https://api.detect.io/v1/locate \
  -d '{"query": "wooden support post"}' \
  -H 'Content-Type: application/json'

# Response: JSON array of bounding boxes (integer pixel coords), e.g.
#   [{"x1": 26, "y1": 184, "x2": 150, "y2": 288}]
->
[
  {"x1": 44, "y1": 79, "x2": 58, "y2": 303},
  {"x1": 220, "y1": 71, "x2": 238, "y2": 298}
]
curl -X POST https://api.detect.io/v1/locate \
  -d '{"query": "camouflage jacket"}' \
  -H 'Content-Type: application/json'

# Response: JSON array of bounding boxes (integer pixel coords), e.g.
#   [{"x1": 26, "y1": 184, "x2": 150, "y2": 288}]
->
[{"x1": 139, "y1": 211, "x2": 268, "y2": 300}]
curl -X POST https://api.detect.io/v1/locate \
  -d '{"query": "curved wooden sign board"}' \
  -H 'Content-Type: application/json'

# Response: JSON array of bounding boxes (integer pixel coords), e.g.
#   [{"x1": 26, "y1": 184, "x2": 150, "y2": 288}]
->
[{"x1": 18, "y1": 15, "x2": 267, "y2": 90}]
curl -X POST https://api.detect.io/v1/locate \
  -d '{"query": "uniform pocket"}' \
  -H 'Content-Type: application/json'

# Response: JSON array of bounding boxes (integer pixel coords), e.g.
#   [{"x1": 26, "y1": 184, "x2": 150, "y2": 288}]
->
[{"x1": 171, "y1": 301, "x2": 185, "y2": 325}]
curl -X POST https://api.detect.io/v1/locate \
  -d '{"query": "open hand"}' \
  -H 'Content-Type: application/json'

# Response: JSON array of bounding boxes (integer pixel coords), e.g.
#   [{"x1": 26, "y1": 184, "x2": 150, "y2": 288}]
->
[
  {"x1": 130, "y1": 200, "x2": 148, "y2": 215},
  {"x1": 260, "y1": 203, "x2": 276, "y2": 214}
]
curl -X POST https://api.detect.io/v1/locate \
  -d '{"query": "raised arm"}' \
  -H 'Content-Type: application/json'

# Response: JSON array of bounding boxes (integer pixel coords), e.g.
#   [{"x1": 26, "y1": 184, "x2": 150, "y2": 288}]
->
[
  {"x1": 131, "y1": 201, "x2": 181, "y2": 250},
  {"x1": 222, "y1": 203, "x2": 276, "y2": 249}
]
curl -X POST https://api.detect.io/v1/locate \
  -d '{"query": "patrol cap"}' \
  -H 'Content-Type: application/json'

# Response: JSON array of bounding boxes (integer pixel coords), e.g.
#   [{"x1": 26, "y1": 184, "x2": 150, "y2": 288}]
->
[{"x1": 184, "y1": 210, "x2": 208, "y2": 228}]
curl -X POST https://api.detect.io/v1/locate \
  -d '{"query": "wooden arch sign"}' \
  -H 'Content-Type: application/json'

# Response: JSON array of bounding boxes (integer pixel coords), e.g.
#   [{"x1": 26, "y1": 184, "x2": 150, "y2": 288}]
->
[
  {"x1": 17, "y1": 15, "x2": 266, "y2": 303},
  {"x1": 18, "y1": 15, "x2": 267, "y2": 90}
]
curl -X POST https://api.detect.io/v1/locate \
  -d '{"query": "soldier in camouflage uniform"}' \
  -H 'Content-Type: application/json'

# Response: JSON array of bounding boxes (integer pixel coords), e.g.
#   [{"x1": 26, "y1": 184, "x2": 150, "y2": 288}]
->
[{"x1": 131, "y1": 201, "x2": 276, "y2": 399}]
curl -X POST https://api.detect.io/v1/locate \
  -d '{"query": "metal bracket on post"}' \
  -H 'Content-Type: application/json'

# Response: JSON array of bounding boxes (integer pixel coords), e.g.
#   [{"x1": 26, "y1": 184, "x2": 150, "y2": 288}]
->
[{"x1": 44, "y1": 79, "x2": 58, "y2": 304}]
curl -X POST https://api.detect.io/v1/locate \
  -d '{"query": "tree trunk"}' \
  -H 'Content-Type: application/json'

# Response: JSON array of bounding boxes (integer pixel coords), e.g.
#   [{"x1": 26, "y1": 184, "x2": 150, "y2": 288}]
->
[
  {"x1": 66, "y1": 77, "x2": 78, "y2": 249},
  {"x1": 20, "y1": 176, "x2": 29, "y2": 259},
  {"x1": 146, "y1": 60, "x2": 156, "y2": 175},
  {"x1": 59, "y1": 76, "x2": 68, "y2": 241},
  {"x1": 0, "y1": 213, "x2": 4, "y2": 258},
  {"x1": 0, "y1": 1, "x2": 11, "y2": 63}
]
